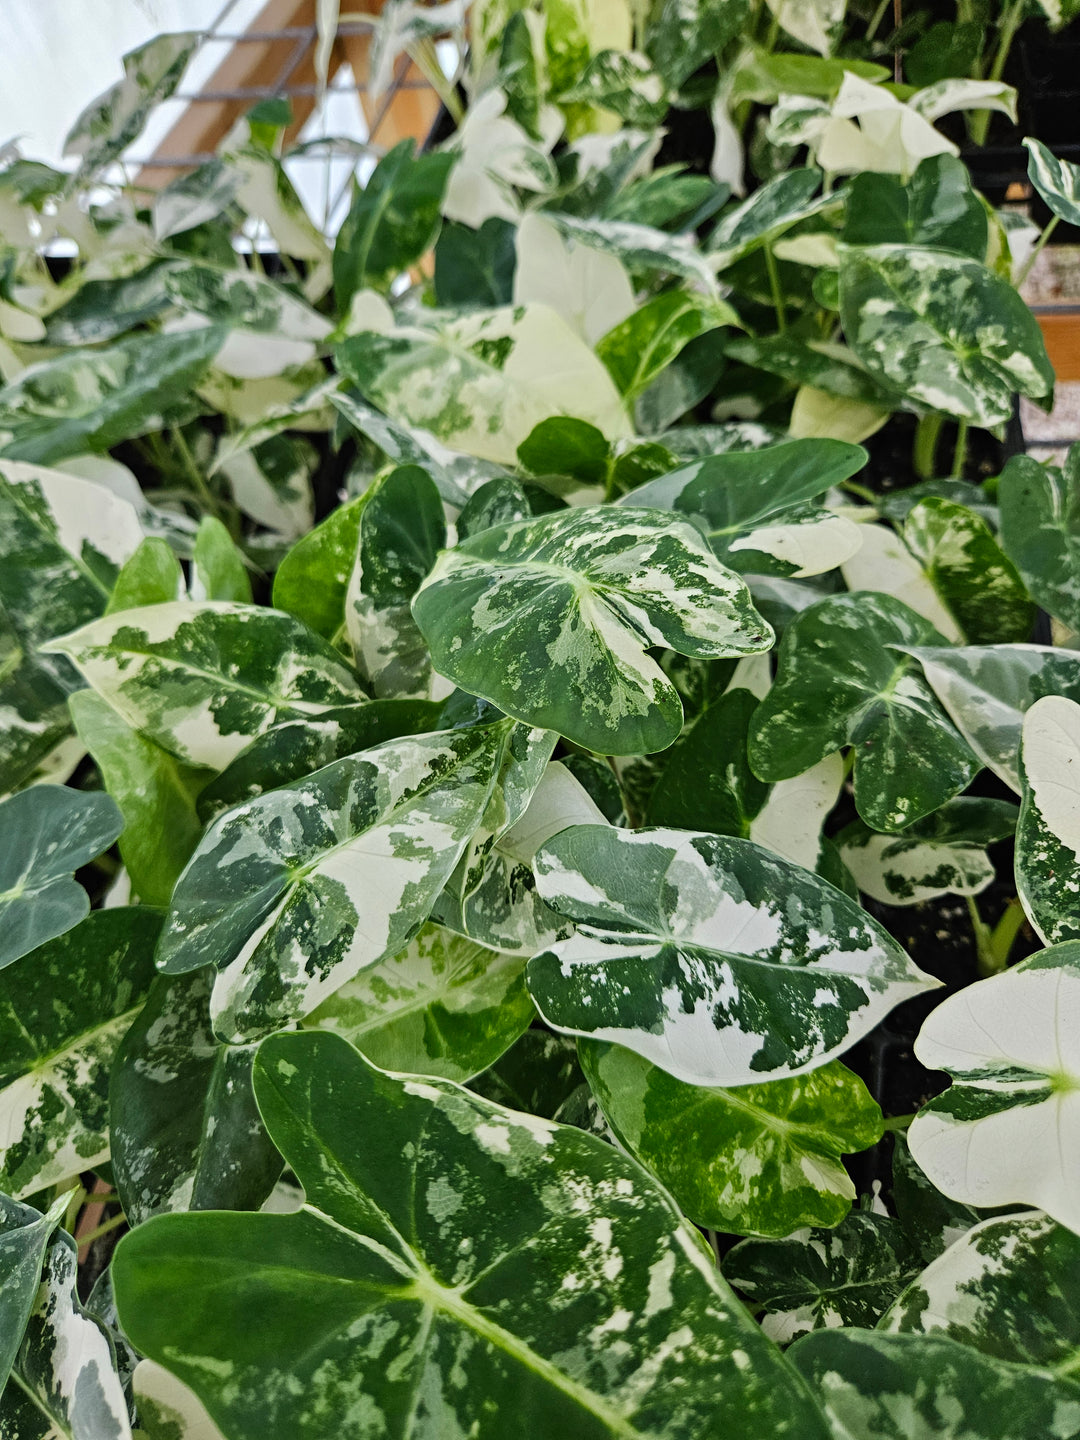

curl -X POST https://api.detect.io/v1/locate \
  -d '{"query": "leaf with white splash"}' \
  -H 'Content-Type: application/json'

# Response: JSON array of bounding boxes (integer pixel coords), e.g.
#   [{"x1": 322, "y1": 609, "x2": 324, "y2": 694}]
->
[
  {"x1": 724, "y1": 1211, "x2": 918, "y2": 1343},
  {"x1": 838, "y1": 243, "x2": 1054, "y2": 426},
  {"x1": 706, "y1": 168, "x2": 837, "y2": 270},
  {"x1": 0, "y1": 907, "x2": 160, "y2": 1198},
  {"x1": 837, "y1": 797, "x2": 1018, "y2": 907},
  {"x1": 44, "y1": 601, "x2": 364, "y2": 771},
  {"x1": 1, "y1": 1224, "x2": 132, "y2": 1439},
  {"x1": 336, "y1": 303, "x2": 630, "y2": 467},
  {"x1": 749, "y1": 592, "x2": 978, "y2": 831},
  {"x1": 789, "y1": 1327, "x2": 1080, "y2": 1440},
  {"x1": 0, "y1": 1193, "x2": 69, "y2": 1393},
  {"x1": 305, "y1": 921, "x2": 535, "y2": 1082},
  {"x1": 133, "y1": 1359, "x2": 227, "y2": 1440},
  {"x1": 596, "y1": 291, "x2": 735, "y2": 407},
  {"x1": 110, "y1": 969, "x2": 282, "y2": 1226},
  {"x1": 580, "y1": 1042, "x2": 881, "y2": 1238},
  {"x1": 998, "y1": 448, "x2": 1080, "y2": 633},
  {"x1": 646, "y1": 0, "x2": 750, "y2": 87},
  {"x1": 1026, "y1": 137, "x2": 1080, "y2": 228},
  {"x1": 882, "y1": 1210, "x2": 1080, "y2": 1370},
  {"x1": 345, "y1": 466, "x2": 445, "y2": 699},
  {"x1": 528, "y1": 825, "x2": 937, "y2": 1087},
  {"x1": 539, "y1": 211, "x2": 721, "y2": 292},
  {"x1": 157, "y1": 725, "x2": 504, "y2": 1043},
  {"x1": 1016, "y1": 695, "x2": 1080, "y2": 944},
  {"x1": 764, "y1": 0, "x2": 844, "y2": 55},
  {"x1": 513, "y1": 213, "x2": 635, "y2": 350},
  {"x1": 219, "y1": 433, "x2": 316, "y2": 540},
  {"x1": 903, "y1": 642, "x2": 1080, "y2": 793},
  {"x1": 112, "y1": 1029, "x2": 834, "y2": 1440},
  {"x1": 623, "y1": 438, "x2": 866, "y2": 578},
  {"x1": 153, "y1": 159, "x2": 243, "y2": 242},
  {"x1": 909, "y1": 941, "x2": 1080, "y2": 1234},
  {"x1": 414, "y1": 506, "x2": 772, "y2": 755},
  {"x1": 0, "y1": 784, "x2": 123, "y2": 970}
]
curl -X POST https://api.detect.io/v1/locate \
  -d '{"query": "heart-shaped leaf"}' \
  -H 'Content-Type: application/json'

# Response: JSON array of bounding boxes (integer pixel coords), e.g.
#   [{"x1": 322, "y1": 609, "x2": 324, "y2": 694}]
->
[
  {"x1": 580, "y1": 1041, "x2": 882, "y2": 1237},
  {"x1": 413, "y1": 507, "x2": 772, "y2": 755},
  {"x1": 909, "y1": 942, "x2": 1080, "y2": 1234},
  {"x1": 158, "y1": 725, "x2": 505, "y2": 1042},
  {"x1": 749, "y1": 592, "x2": 979, "y2": 831},
  {"x1": 998, "y1": 448, "x2": 1080, "y2": 633},
  {"x1": 112, "y1": 1029, "x2": 833, "y2": 1440},
  {"x1": 842, "y1": 154, "x2": 988, "y2": 258},
  {"x1": 0, "y1": 784, "x2": 124, "y2": 969},
  {"x1": 527, "y1": 826, "x2": 937, "y2": 1086}
]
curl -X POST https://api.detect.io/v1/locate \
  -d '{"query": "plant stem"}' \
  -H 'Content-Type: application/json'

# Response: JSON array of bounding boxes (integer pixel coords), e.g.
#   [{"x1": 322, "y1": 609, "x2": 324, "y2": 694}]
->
[
  {"x1": 763, "y1": 242, "x2": 786, "y2": 333},
  {"x1": 966, "y1": 894, "x2": 1006, "y2": 977},
  {"x1": 865, "y1": 0, "x2": 891, "y2": 43},
  {"x1": 969, "y1": 0, "x2": 1025, "y2": 146},
  {"x1": 951, "y1": 418, "x2": 969, "y2": 478},
  {"x1": 1016, "y1": 214, "x2": 1060, "y2": 289},
  {"x1": 841, "y1": 479, "x2": 878, "y2": 504},
  {"x1": 76, "y1": 1211, "x2": 127, "y2": 1249},
  {"x1": 913, "y1": 413, "x2": 943, "y2": 479},
  {"x1": 409, "y1": 38, "x2": 464, "y2": 126},
  {"x1": 988, "y1": 896, "x2": 1026, "y2": 970},
  {"x1": 62, "y1": 1187, "x2": 87, "y2": 1235},
  {"x1": 171, "y1": 426, "x2": 224, "y2": 525},
  {"x1": 881, "y1": 1112, "x2": 916, "y2": 1132}
]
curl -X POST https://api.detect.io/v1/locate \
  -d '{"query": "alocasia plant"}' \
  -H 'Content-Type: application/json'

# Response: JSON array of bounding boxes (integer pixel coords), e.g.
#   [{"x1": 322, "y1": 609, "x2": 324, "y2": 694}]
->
[{"x1": 2, "y1": 10, "x2": 1079, "y2": 1437}]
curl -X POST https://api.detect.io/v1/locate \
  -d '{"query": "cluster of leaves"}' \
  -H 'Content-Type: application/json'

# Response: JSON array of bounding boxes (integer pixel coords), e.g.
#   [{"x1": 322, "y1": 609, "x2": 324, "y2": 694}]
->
[{"x1": 4, "y1": 5, "x2": 1080, "y2": 1438}]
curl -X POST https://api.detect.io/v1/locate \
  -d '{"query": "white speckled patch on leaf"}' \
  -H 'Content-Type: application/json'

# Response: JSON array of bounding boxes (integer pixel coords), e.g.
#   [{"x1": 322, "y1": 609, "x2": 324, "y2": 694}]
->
[
  {"x1": 528, "y1": 826, "x2": 937, "y2": 1087},
  {"x1": 158, "y1": 725, "x2": 505, "y2": 1043},
  {"x1": 44, "y1": 600, "x2": 364, "y2": 770},
  {"x1": 998, "y1": 448, "x2": 1080, "y2": 634},
  {"x1": 1017, "y1": 695, "x2": 1080, "y2": 944},
  {"x1": 413, "y1": 506, "x2": 773, "y2": 755},
  {"x1": 910, "y1": 942, "x2": 1080, "y2": 1233},
  {"x1": 111, "y1": 1029, "x2": 834, "y2": 1440}
]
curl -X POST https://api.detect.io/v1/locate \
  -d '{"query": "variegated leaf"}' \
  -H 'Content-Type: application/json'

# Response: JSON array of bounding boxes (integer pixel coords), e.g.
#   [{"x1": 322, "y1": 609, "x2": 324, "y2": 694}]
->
[
  {"x1": 133, "y1": 1359, "x2": 227, "y2": 1440},
  {"x1": 219, "y1": 433, "x2": 316, "y2": 540},
  {"x1": 540, "y1": 212, "x2": 721, "y2": 293},
  {"x1": 0, "y1": 908, "x2": 160, "y2": 1198},
  {"x1": 157, "y1": 725, "x2": 505, "y2": 1042},
  {"x1": 838, "y1": 243, "x2": 1054, "y2": 425},
  {"x1": 413, "y1": 507, "x2": 772, "y2": 755},
  {"x1": 749, "y1": 592, "x2": 979, "y2": 831},
  {"x1": 528, "y1": 826, "x2": 937, "y2": 1086},
  {"x1": 0, "y1": 784, "x2": 123, "y2": 970},
  {"x1": 910, "y1": 942, "x2": 1080, "y2": 1234},
  {"x1": 1026, "y1": 137, "x2": 1080, "y2": 228},
  {"x1": 707, "y1": 168, "x2": 838, "y2": 270},
  {"x1": 1, "y1": 1225, "x2": 132, "y2": 1439},
  {"x1": 789, "y1": 1328, "x2": 1080, "y2": 1440},
  {"x1": 998, "y1": 448, "x2": 1080, "y2": 633},
  {"x1": 904, "y1": 642, "x2": 1080, "y2": 793},
  {"x1": 345, "y1": 466, "x2": 445, "y2": 698},
  {"x1": 271, "y1": 493, "x2": 366, "y2": 647},
  {"x1": 110, "y1": 969, "x2": 282, "y2": 1226},
  {"x1": 436, "y1": 758, "x2": 605, "y2": 956},
  {"x1": 724, "y1": 1211, "x2": 918, "y2": 1343},
  {"x1": 1017, "y1": 695, "x2": 1080, "y2": 944},
  {"x1": 44, "y1": 601, "x2": 364, "y2": 771},
  {"x1": 837, "y1": 797, "x2": 1017, "y2": 907},
  {"x1": 622, "y1": 438, "x2": 866, "y2": 578},
  {"x1": 580, "y1": 1042, "x2": 881, "y2": 1237},
  {"x1": 0, "y1": 1193, "x2": 69, "y2": 1393},
  {"x1": 112, "y1": 1029, "x2": 834, "y2": 1440},
  {"x1": 336, "y1": 303, "x2": 631, "y2": 467},
  {"x1": 305, "y1": 921, "x2": 535, "y2": 1081},
  {"x1": 882, "y1": 1210, "x2": 1080, "y2": 1368}
]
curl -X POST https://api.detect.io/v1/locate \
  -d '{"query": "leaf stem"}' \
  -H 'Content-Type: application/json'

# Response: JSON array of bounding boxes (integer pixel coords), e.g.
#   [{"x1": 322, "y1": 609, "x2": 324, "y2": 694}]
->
[
  {"x1": 763, "y1": 242, "x2": 786, "y2": 333},
  {"x1": 988, "y1": 896, "x2": 1026, "y2": 971},
  {"x1": 62, "y1": 1187, "x2": 86, "y2": 1235},
  {"x1": 969, "y1": 0, "x2": 1025, "y2": 146},
  {"x1": 966, "y1": 894, "x2": 1007, "y2": 977},
  {"x1": 841, "y1": 478, "x2": 878, "y2": 504},
  {"x1": 913, "y1": 413, "x2": 943, "y2": 479},
  {"x1": 76, "y1": 1211, "x2": 127, "y2": 1250},
  {"x1": 881, "y1": 1112, "x2": 916, "y2": 1132},
  {"x1": 1016, "y1": 214, "x2": 1060, "y2": 289},
  {"x1": 951, "y1": 418, "x2": 969, "y2": 478},
  {"x1": 408, "y1": 37, "x2": 464, "y2": 126}
]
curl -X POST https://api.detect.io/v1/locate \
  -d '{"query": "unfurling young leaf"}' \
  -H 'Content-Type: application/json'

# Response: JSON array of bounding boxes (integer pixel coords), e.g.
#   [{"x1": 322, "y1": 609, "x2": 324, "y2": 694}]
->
[{"x1": 112, "y1": 1029, "x2": 833, "y2": 1440}]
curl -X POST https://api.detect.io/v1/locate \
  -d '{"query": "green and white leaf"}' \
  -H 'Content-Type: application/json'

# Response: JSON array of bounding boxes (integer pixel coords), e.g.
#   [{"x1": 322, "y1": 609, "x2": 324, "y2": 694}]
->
[
  {"x1": 841, "y1": 153, "x2": 989, "y2": 259},
  {"x1": 904, "y1": 642, "x2": 1080, "y2": 793},
  {"x1": 0, "y1": 784, "x2": 123, "y2": 970},
  {"x1": 539, "y1": 211, "x2": 721, "y2": 292},
  {"x1": 305, "y1": 921, "x2": 535, "y2": 1082},
  {"x1": 45, "y1": 601, "x2": 364, "y2": 770},
  {"x1": 596, "y1": 291, "x2": 733, "y2": 406},
  {"x1": 413, "y1": 506, "x2": 772, "y2": 755},
  {"x1": 998, "y1": 449, "x2": 1080, "y2": 632},
  {"x1": 0, "y1": 907, "x2": 160, "y2": 1198},
  {"x1": 110, "y1": 968, "x2": 282, "y2": 1226},
  {"x1": 580, "y1": 1041, "x2": 882, "y2": 1238},
  {"x1": 838, "y1": 243, "x2": 1054, "y2": 426},
  {"x1": 153, "y1": 158, "x2": 242, "y2": 242},
  {"x1": 838, "y1": 797, "x2": 1018, "y2": 906},
  {"x1": 512, "y1": 213, "x2": 635, "y2": 349},
  {"x1": 157, "y1": 725, "x2": 504, "y2": 1042},
  {"x1": 345, "y1": 466, "x2": 445, "y2": 698},
  {"x1": 112, "y1": 1029, "x2": 834, "y2": 1440},
  {"x1": 909, "y1": 942, "x2": 1080, "y2": 1234},
  {"x1": 218, "y1": 433, "x2": 316, "y2": 540},
  {"x1": 1017, "y1": 694, "x2": 1080, "y2": 944},
  {"x1": 749, "y1": 592, "x2": 979, "y2": 831},
  {"x1": 1, "y1": 1224, "x2": 132, "y2": 1439},
  {"x1": 1026, "y1": 137, "x2": 1080, "y2": 228},
  {"x1": 707, "y1": 168, "x2": 837, "y2": 270},
  {"x1": 789, "y1": 1328, "x2": 1080, "y2": 1440},
  {"x1": 724, "y1": 1211, "x2": 918, "y2": 1342},
  {"x1": 528, "y1": 825, "x2": 937, "y2": 1086},
  {"x1": 0, "y1": 1193, "x2": 69, "y2": 1394},
  {"x1": 624, "y1": 438, "x2": 866, "y2": 578},
  {"x1": 337, "y1": 302, "x2": 630, "y2": 467},
  {"x1": 764, "y1": 0, "x2": 844, "y2": 55},
  {"x1": 133, "y1": 1359, "x2": 227, "y2": 1440}
]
